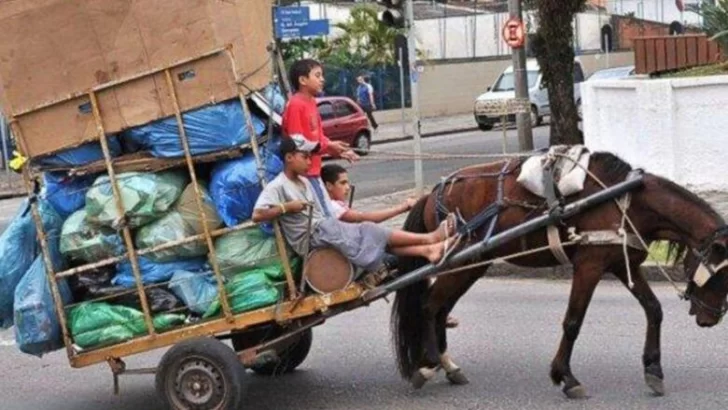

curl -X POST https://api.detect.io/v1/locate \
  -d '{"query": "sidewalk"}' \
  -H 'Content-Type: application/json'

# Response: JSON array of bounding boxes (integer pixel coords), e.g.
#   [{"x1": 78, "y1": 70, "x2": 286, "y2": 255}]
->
[{"x1": 371, "y1": 113, "x2": 478, "y2": 144}]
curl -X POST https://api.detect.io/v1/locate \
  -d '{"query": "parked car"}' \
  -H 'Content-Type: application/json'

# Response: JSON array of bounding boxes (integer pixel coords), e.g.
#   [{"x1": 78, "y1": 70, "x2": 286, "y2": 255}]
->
[
  {"x1": 316, "y1": 96, "x2": 372, "y2": 155},
  {"x1": 576, "y1": 65, "x2": 636, "y2": 118},
  {"x1": 474, "y1": 58, "x2": 585, "y2": 130}
]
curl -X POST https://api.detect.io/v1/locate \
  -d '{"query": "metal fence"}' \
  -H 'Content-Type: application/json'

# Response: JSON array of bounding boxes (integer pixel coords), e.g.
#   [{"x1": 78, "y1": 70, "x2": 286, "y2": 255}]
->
[{"x1": 322, "y1": 65, "x2": 412, "y2": 110}]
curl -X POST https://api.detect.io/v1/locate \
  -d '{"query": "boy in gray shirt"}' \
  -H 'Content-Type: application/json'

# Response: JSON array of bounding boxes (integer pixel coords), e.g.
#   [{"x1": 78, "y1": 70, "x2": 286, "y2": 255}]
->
[{"x1": 253, "y1": 135, "x2": 456, "y2": 272}]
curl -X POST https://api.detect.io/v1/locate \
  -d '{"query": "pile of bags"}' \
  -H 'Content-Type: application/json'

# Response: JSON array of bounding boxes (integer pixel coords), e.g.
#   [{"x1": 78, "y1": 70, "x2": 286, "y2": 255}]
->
[{"x1": 1, "y1": 90, "x2": 303, "y2": 354}]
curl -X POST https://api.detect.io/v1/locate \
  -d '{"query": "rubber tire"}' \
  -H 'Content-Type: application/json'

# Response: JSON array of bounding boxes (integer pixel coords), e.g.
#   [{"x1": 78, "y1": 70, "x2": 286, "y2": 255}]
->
[
  {"x1": 478, "y1": 122, "x2": 494, "y2": 131},
  {"x1": 576, "y1": 99, "x2": 583, "y2": 120},
  {"x1": 249, "y1": 328, "x2": 313, "y2": 377},
  {"x1": 155, "y1": 337, "x2": 246, "y2": 410},
  {"x1": 354, "y1": 132, "x2": 370, "y2": 156}
]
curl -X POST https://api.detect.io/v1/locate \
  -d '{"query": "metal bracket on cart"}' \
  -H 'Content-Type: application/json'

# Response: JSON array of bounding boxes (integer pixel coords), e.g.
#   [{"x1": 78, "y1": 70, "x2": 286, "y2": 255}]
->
[
  {"x1": 106, "y1": 357, "x2": 156, "y2": 395},
  {"x1": 238, "y1": 318, "x2": 323, "y2": 368}
]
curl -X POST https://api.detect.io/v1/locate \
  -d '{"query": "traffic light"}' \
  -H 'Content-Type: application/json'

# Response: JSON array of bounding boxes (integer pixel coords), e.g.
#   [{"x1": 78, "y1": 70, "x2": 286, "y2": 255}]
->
[{"x1": 377, "y1": 0, "x2": 405, "y2": 28}]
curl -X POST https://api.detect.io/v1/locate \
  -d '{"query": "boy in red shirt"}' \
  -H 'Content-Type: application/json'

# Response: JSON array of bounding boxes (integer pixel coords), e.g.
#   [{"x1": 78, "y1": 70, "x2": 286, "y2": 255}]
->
[{"x1": 283, "y1": 59, "x2": 359, "y2": 217}]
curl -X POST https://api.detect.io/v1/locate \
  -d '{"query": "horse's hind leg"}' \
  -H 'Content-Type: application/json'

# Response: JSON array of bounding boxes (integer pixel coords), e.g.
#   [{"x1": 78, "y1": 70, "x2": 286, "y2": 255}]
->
[
  {"x1": 550, "y1": 254, "x2": 605, "y2": 399},
  {"x1": 612, "y1": 260, "x2": 665, "y2": 396}
]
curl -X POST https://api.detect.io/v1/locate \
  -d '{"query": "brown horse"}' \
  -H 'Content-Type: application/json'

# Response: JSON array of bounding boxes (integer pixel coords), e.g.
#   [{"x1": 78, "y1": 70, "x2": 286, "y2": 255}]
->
[{"x1": 391, "y1": 151, "x2": 728, "y2": 398}]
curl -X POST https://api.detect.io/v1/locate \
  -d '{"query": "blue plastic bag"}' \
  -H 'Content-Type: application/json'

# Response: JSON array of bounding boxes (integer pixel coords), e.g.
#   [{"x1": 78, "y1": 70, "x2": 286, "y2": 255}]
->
[
  {"x1": 262, "y1": 83, "x2": 286, "y2": 115},
  {"x1": 0, "y1": 200, "x2": 62, "y2": 329},
  {"x1": 34, "y1": 137, "x2": 122, "y2": 167},
  {"x1": 112, "y1": 256, "x2": 207, "y2": 288},
  {"x1": 210, "y1": 149, "x2": 283, "y2": 232},
  {"x1": 123, "y1": 99, "x2": 266, "y2": 158},
  {"x1": 169, "y1": 270, "x2": 218, "y2": 315},
  {"x1": 43, "y1": 172, "x2": 96, "y2": 219},
  {"x1": 13, "y1": 205, "x2": 72, "y2": 357}
]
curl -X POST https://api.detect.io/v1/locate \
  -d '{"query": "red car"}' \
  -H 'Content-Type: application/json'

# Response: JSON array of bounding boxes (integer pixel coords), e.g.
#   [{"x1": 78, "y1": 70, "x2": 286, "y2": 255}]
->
[{"x1": 316, "y1": 96, "x2": 372, "y2": 155}]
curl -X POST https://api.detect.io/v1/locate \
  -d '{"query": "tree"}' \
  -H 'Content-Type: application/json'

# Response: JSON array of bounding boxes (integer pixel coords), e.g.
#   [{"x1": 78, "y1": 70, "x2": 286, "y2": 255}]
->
[
  {"x1": 694, "y1": 0, "x2": 728, "y2": 52},
  {"x1": 527, "y1": 0, "x2": 587, "y2": 146},
  {"x1": 329, "y1": 5, "x2": 402, "y2": 66}
]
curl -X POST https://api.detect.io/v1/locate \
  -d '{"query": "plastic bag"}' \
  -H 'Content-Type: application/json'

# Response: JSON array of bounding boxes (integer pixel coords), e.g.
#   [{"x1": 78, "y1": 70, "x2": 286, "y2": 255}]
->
[
  {"x1": 42, "y1": 172, "x2": 96, "y2": 219},
  {"x1": 210, "y1": 149, "x2": 282, "y2": 229},
  {"x1": 69, "y1": 302, "x2": 185, "y2": 349},
  {"x1": 34, "y1": 136, "x2": 122, "y2": 167},
  {"x1": 262, "y1": 83, "x2": 286, "y2": 115},
  {"x1": 215, "y1": 228, "x2": 289, "y2": 279},
  {"x1": 60, "y1": 209, "x2": 125, "y2": 263},
  {"x1": 112, "y1": 256, "x2": 207, "y2": 288},
  {"x1": 203, "y1": 271, "x2": 280, "y2": 318},
  {"x1": 123, "y1": 99, "x2": 266, "y2": 158},
  {"x1": 69, "y1": 268, "x2": 180, "y2": 313},
  {"x1": 169, "y1": 270, "x2": 219, "y2": 315},
  {"x1": 0, "y1": 200, "x2": 61, "y2": 329},
  {"x1": 174, "y1": 182, "x2": 223, "y2": 233},
  {"x1": 135, "y1": 211, "x2": 208, "y2": 262},
  {"x1": 85, "y1": 170, "x2": 188, "y2": 228},
  {"x1": 13, "y1": 209, "x2": 72, "y2": 357}
]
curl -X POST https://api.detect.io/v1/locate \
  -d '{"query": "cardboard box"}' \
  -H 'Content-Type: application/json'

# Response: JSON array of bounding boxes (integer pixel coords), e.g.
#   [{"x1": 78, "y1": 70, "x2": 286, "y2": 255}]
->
[{"x1": 0, "y1": 0, "x2": 273, "y2": 157}]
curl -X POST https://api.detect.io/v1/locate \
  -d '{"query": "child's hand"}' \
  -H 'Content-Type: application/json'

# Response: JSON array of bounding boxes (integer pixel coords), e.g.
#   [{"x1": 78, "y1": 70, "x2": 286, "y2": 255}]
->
[
  {"x1": 341, "y1": 150, "x2": 359, "y2": 163},
  {"x1": 329, "y1": 140, "x2": 350, "y2": 155},
  {"x1": 403, "y1": 197, "x2": 417, "y2": 210},
  {"x1": 285, "y1": 200, "x2": 311, "y2": 213}
]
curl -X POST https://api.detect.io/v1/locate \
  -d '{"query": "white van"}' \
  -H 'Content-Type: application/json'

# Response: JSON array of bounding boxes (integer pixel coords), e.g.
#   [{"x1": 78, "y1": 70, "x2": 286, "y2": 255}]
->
[{"x1": 473, "y1": 58, "x2": 585, "y2": 130}]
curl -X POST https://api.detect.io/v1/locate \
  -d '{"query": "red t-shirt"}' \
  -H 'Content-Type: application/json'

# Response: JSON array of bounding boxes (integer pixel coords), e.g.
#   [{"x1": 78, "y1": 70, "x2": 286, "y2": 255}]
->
[{"x1": 281, "y1": 93, "x2": 332, "y2": 177}]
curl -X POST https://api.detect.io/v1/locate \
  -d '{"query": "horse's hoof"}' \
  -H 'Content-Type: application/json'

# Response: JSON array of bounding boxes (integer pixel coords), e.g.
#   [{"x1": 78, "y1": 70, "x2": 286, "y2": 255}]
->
[
  {"x1": 446, "y1": 369, "x2": 470, "y2": 385},
  {"x1": 411, "y1": 368, "x2": 436, "y2": 390},
  {"x1": 563, "y1": 384, "x2": 589, "y2": 399},
  {"x1": 645, "y1": 373, "x2": 665, "y2": 397}
]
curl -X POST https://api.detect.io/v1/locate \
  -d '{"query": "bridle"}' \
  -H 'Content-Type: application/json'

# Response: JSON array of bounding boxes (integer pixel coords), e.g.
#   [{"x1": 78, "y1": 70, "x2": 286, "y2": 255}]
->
[{"x1": 683, "y1": 225, "x2": 728, "y2": 319}]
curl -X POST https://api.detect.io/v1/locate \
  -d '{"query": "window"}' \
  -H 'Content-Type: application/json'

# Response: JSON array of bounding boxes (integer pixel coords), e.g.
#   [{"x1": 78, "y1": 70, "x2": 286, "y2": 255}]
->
[
  {"x1": 492, "y1": 71, "x2": 539, "y2": 91},
  {"x1": 335, "y1": 101, "x2": 357, "y2": 117},
  {"x1": 318, "y1": 102, "x2": 335, "y2": 121}
]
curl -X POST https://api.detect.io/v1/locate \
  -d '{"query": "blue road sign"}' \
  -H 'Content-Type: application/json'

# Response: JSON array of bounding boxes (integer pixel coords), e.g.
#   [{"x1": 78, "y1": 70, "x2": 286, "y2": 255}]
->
[{"x1": 273, "y1": 6, "x2": 329, "y2": 39}]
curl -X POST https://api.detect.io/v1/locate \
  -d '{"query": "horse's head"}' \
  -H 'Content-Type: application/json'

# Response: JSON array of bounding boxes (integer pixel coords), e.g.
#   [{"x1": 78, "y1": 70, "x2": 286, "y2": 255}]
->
[{"x1": 685, "y1": 229, "x2": 728, "y2": 327}]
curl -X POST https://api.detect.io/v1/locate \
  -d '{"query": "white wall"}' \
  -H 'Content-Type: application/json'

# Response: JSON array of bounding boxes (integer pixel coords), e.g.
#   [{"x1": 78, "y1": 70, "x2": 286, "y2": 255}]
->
[
  {"x1": 604, "y1": 0, "x2": 702, "y2": 25},
  {"x1": 582, "y1": 75, "x2": 728, "y2": 192}
]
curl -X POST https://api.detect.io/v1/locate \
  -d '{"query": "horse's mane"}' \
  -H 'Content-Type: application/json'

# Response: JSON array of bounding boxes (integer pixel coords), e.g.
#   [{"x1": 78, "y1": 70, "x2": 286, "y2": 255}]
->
[
  {"x1": 590, "y1": 151, "x2": 725, "y2": 266},
  {"x1": 589, "y1": 151, "x2": 633, "y2": 184}
]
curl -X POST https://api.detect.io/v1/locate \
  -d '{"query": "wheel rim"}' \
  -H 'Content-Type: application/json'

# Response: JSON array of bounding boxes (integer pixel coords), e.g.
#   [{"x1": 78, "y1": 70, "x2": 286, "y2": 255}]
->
[
  {"x1": 169, "y1": 357, "x2": 228, "y2": 410},
  {"x1": 356, "y1": 135, "x2": 369, "y2": 152}
]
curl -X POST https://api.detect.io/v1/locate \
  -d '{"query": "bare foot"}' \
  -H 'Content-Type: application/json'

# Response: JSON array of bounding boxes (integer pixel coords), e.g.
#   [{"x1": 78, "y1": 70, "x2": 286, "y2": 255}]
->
[
  {"x1": 433, "y1": 213, "x2": 457, "y2": 243},
  {"x1": 425, "y1": 242, "x2": 445, "y2": 264}
]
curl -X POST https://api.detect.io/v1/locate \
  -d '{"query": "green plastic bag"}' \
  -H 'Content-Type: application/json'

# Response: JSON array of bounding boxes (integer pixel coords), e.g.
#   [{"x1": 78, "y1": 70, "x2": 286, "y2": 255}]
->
[
  {"x1": 135, "y1": 211, "x2": 208, "y2": 262},
  {"x1": 215, "y1": 228, "x2": 291, "y2": 279},
  {"x1": 60, "y1": 210, "x2": 125, "y2": 263},
  {"x1": 174, "y1": 182, "x2": 223, "y2": 233},
  {"x1": 85, "y1": 171, "x2": 188, "y2": 229},
  {"x1": 203, "y1": 271, "x2": 280, "y2": 318},
  {"x1": 69, "y1": 302, "x2": 185, "y2": 349}
]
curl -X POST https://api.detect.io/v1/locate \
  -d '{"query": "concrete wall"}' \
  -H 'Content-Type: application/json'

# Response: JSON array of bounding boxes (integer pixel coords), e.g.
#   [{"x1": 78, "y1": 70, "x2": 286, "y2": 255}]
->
[
  {"x1": 582, "y1": 75, "x2": 728, "y2": 192},
  {"x1": 376, "y1": 50, "x2": 634, "y2": 121}
]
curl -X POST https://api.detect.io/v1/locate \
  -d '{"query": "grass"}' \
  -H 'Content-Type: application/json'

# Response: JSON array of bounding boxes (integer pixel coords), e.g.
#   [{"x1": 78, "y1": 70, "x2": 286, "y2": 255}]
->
[{"x1": 658, "y1": 61, "x2": 728, "y2": 79}]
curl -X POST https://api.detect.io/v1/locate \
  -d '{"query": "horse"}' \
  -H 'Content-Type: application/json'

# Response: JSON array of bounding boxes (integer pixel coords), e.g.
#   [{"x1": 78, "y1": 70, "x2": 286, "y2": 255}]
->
[{"x1": 391, "y1": 151, "x2": 728, "y2": 399}]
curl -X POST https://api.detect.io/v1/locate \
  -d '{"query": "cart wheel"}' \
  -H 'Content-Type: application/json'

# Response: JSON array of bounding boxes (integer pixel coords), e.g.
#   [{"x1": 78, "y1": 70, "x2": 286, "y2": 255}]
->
[{"x1": 155, "y1": 337, "x2": 245, "y2": 410}]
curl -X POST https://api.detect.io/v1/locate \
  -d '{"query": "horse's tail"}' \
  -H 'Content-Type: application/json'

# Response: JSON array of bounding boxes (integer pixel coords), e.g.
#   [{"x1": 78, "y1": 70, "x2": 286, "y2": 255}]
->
[{"x1": 391, "y1": 195, "x2": 431, "y2": 379}]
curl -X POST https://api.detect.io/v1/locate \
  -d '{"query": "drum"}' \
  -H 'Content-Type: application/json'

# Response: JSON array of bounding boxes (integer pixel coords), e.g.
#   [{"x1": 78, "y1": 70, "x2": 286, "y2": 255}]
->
[{"x1": 303, "y1": 247, "x2": 354, "y2": 295}]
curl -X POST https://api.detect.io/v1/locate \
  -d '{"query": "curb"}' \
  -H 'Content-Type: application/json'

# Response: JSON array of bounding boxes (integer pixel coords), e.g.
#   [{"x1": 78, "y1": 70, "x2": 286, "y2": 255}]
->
[{"x1": 371, "y1": 125, "x2": 480, "y2": 146}]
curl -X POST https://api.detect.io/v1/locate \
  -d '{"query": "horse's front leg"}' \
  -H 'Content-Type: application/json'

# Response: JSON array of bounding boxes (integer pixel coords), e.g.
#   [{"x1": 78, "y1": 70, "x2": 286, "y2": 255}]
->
[
  {"x1": 612, "y1": 261, "x2": 665, "y2": 396},
  {"x1": 550, "y1": 256, "x2": 605, "y2": 399}
]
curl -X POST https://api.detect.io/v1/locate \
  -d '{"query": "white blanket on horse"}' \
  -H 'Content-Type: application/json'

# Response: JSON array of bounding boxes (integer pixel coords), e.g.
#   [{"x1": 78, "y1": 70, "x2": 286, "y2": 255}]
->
[{"x1": 517, "y1": 145, "x2": 591, "y2": 199}]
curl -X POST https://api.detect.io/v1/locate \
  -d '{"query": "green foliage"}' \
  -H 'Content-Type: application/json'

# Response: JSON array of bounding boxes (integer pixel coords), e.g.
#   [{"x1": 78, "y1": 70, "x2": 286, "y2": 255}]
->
[{"x1": 693, "y1": 0, "x2": 728, "y2": 52}]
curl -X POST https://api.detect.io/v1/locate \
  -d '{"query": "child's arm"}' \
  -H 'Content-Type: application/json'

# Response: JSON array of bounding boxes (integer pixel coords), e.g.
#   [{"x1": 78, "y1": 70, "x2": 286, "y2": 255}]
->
[
  {"x1": 252, "y1": 200, "x2": 309, "y2": 223},
  {"x1": 339, "y1": 198, "x2": 416, "y2": 223}
]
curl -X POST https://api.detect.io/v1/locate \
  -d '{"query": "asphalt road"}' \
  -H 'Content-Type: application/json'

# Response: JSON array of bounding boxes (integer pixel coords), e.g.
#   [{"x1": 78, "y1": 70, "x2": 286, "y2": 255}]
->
[
  {"x1": 338, "y1": 126, "x2": 551, "y2": 199},
  {"x1": 2, "y1": 279, "x2": 728, "y2": 410}
]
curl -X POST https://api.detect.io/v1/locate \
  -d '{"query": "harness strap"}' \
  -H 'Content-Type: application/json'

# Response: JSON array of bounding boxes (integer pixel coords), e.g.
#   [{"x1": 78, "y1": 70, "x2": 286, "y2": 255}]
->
[{"x1": 547, "y1": 225, "x2": 571, "y2": 265}]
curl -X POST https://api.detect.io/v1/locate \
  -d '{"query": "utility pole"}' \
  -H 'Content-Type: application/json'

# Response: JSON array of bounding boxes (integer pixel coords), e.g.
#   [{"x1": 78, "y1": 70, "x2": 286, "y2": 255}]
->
[
  {"x1": 508, "y1": 0, "x2": 533, "y2": 151},
  {"x1": 379, "y1": 0, "x2": 423, "y2": 195}
]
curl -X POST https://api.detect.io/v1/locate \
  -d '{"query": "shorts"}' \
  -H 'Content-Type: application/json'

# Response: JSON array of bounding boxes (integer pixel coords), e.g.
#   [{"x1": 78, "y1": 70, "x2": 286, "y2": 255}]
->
[{"x1": 311, "y1": 218, "x2": 392, "y2": 271}]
